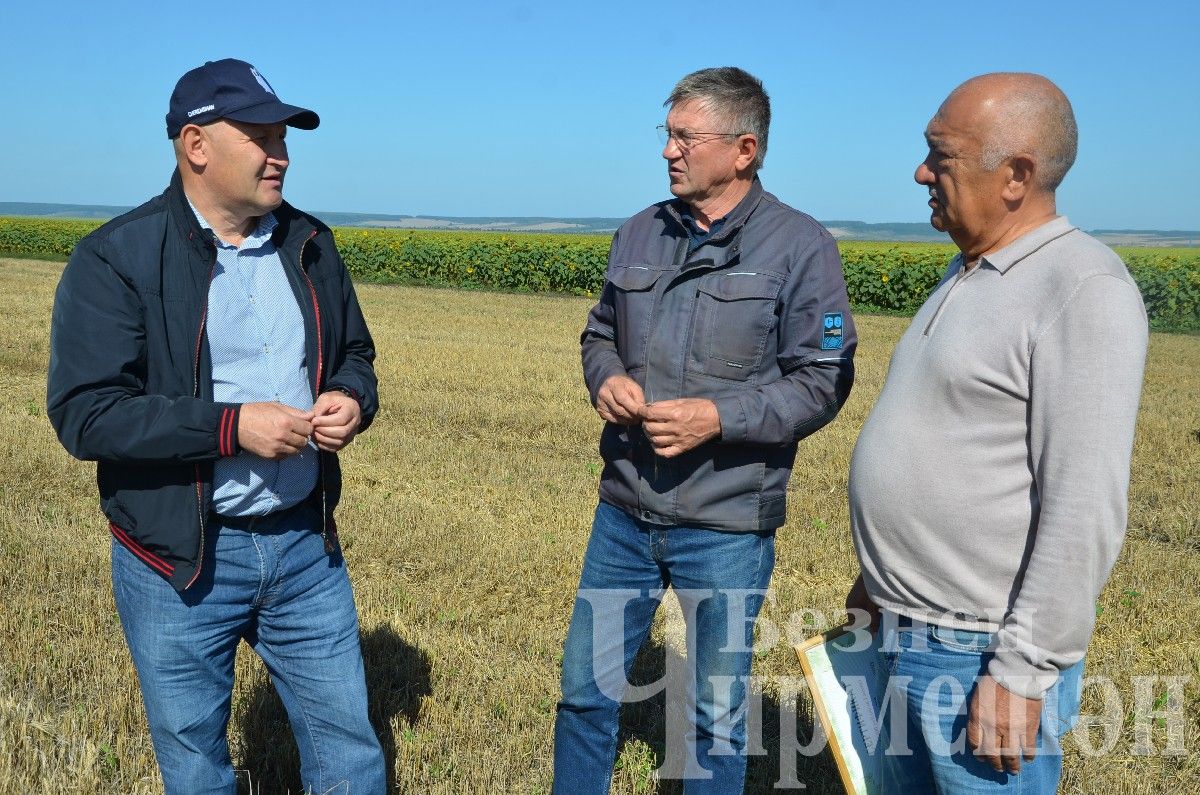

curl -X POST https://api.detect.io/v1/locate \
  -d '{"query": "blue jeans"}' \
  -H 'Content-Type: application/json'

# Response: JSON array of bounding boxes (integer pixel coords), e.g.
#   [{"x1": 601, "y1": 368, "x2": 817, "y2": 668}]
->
[
  {"x1": 871, "y1": 620, "x2": 1084, "y2": 794},
  {"x1": 553, "y1": 502, "x2": 776, "y2": 794},
  {"x1": 111, "y1": 508, "x2": 385, "y2": 795}
]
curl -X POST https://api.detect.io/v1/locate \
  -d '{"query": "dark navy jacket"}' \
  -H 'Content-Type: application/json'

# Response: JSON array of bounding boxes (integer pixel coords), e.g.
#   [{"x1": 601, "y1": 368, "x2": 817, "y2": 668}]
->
[
  {"x1": 581, "y1": 179, "x2": 856, "y2": 532},
  {"x1": 47, "y1": 171, "x2": 378, "y2": 591}
]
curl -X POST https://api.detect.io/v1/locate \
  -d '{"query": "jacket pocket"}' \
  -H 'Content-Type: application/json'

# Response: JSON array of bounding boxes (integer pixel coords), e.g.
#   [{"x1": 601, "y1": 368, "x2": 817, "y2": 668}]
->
[
  {"x1": 692, "y1": 271, "x2": 783, "y2": 381},
  {"x1": 608, "y1": 265, "x2": 663, "y2": 369},
  {"x1": 598, "y1": 422, "x2": 631, "y2": 462}
]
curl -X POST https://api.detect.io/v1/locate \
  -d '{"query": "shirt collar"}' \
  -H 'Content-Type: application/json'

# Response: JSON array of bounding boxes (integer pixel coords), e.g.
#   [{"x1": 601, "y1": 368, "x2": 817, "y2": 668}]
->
[
  {"x1": 668, "y1": 177, "x2": 765, "y2": 244},
  {"x1": 680, "y1": 210, "x2": 728, "y2": 238},
  {"x1": 979, "y1": 216, "x2": 1076, "y2": 274},
  {"x1": 185, "y1": 196, "x2": 277, "y2": 250}
]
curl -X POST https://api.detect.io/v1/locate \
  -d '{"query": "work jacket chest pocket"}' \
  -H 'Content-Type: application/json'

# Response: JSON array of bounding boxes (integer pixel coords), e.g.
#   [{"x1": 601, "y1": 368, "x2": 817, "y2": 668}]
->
[
  {"x1": 608, "y1": 265, "x2": 664, "y2": 369},
  {"x1": 692, "y1": 271, "x2": 784, "y2": 381}
]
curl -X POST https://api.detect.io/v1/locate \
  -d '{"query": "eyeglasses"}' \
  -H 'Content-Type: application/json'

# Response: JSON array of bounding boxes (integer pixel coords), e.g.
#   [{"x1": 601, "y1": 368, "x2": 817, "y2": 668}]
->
[{"x1": 656, "y1": 124, "x2": 746, "y2": 152}]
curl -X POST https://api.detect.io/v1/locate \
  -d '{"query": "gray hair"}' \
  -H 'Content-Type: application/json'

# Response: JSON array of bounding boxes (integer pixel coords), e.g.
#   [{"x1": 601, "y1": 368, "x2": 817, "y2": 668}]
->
[
  {"x1": 665, "y1": 67, "x2": 770, "y2": 172},
  {"x1": 959, "y1": 73, "x2": 1078, "y2": 192}
]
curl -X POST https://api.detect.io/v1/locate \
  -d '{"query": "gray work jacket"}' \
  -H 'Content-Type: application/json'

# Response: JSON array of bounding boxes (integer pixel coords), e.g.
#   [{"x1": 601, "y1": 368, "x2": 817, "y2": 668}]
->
[{"x1": 581, "y1": 179, "x2": 856, "y2": 532}]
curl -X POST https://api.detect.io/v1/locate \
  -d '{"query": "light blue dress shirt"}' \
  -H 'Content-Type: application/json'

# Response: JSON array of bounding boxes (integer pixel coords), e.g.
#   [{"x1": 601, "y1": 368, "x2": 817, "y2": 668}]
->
[{"x1": 190, "y1": 202, "x2": 319, "y2": 516}]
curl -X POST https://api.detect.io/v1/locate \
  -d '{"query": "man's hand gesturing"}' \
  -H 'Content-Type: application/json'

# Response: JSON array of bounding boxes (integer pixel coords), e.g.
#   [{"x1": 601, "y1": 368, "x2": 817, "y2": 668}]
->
[
  {"x1": 311, "y1": 390, "x2": 363, "y2": 452},
  {"x1": 639, "y1": 398, "x2": 721, "y2": 458},
  {"x1": 596, "y1": 375, "x2": 646, "y2": 425},
  {"x1": 237, "y1": 402, "x2": 314, "y2": 460}
]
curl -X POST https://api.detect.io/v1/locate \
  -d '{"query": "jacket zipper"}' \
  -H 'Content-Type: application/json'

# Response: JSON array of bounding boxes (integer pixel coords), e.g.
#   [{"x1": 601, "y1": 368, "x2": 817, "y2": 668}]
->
[
  {"x1": 296, "y1": 231, "x2": 332, "y2": 551},
  {"x1": 640, "y1": 236, "x2": 691, "y2": 516},
  {"x1": 186, "y1": 246, "x2": 220, "y2": 588}
]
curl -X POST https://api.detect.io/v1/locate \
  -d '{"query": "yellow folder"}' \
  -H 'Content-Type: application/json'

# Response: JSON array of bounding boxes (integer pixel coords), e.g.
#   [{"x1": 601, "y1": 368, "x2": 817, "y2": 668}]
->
[{"x1": 794, "y1": 625, "x2": 884, "y2": 795}]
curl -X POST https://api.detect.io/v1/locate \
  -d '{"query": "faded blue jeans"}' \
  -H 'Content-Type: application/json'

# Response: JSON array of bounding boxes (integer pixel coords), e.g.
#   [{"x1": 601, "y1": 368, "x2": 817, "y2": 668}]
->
[
  {"x1": 111, "y1": 507, "x2": 385, "y2": 795},
  {"x1": 872, "y1": 619, "x2": 1084, "y2": 794},
  {"x1": 553, "y1": 501, "x2": 776, "y2": 794}
]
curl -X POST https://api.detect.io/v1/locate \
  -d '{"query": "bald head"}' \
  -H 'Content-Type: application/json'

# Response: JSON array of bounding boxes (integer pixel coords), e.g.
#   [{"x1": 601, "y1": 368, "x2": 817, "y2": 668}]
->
[{"x1": 938, "y1": 73, "x2": 1077, "y2": 192}]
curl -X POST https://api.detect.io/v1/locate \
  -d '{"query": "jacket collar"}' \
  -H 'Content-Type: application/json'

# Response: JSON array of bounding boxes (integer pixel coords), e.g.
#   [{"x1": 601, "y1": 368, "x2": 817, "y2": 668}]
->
[
  {"x1": 269, "y1": 199, "x2": 318, "y2": 254},
  {"x1": 665, "y1": 176, "x2": 765, "y2": 247},
  {"x1": 166, "y1": 170, "x2": 215, "y2": 258},
  {"x1": 165, "y1": 169, "x2": 317, "y2": 258}
]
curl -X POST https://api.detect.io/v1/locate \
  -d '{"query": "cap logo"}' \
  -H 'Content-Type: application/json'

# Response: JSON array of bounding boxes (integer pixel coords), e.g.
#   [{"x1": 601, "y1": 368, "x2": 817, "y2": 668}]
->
[
  {"x1": 250, "y1": 67, "x2": 276, "y2": 96},
  {"x1": 188, "y1": 104, "x2": 216, "y2": 118}
]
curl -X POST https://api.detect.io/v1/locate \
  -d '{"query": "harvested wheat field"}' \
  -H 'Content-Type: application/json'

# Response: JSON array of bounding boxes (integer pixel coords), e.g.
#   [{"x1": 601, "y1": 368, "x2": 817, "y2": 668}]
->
[{"x1": 0, "y1": 257, "x2": 1196, "y2": 793}]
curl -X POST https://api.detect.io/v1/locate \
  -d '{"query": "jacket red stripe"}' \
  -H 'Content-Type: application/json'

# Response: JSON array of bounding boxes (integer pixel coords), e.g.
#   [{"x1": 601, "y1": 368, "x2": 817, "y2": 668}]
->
[
  {"x1": 302, "y1": 231, "x2": 324, "y2": 394},
  {"x1": 110, "y1": 522, "x2": 175, "y2": 576},
  {"x1": 218, "y1": 407, "x2": 235, "y2": 457}
]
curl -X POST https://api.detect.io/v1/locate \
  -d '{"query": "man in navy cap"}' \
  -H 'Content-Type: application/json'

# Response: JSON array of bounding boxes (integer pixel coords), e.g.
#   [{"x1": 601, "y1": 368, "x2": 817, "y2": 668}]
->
[{"x1": 48, "y1": 58, "x2": 385, "y2": 793}]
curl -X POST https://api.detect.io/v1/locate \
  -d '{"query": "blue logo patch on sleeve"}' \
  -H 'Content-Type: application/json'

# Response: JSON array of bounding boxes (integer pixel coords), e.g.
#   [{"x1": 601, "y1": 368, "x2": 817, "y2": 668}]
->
[{"x1": 821, "y1": 312, "x2": 844, "y2": 350}]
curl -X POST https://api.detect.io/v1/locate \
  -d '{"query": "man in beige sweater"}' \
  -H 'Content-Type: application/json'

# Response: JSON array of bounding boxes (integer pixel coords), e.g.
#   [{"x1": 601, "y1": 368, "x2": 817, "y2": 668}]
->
[{"x1": 847, "y1": 73, "x2": 1148, "y2": 792}]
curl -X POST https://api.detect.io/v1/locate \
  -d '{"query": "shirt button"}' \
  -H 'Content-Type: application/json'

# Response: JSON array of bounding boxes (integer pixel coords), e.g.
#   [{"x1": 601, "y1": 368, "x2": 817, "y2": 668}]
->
[
  {"x1": 642, "y1": 510, "x2": 652, "y2": 520},
  {"x1": 263, "y1": 345, "x2": 270, "y2": 353}
]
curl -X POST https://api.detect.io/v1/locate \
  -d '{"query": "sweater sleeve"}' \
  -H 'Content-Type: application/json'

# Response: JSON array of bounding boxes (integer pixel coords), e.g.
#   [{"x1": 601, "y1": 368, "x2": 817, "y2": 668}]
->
[
  {"x1": 46, "y1": 236, "x2": 239, "y2": 464},
  {"x1": 988, "y1": 274, "x2": 1148, "y2": 698}
]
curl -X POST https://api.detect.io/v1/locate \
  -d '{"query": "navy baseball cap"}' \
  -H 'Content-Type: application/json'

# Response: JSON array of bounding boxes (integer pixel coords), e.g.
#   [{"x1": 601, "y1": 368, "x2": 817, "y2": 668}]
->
[{"x1": 166, "y1": 58, "x2": 319, "y2": 138}]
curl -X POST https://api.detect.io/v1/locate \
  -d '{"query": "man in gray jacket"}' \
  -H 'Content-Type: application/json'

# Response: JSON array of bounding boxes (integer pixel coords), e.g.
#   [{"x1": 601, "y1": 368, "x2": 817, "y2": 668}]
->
[
  {"x1": 847, "y1": 73, "x2": 1148, "y2": 792},
  {"x1": 554, "y1": 67, "x2": 856, "y2": 793}
]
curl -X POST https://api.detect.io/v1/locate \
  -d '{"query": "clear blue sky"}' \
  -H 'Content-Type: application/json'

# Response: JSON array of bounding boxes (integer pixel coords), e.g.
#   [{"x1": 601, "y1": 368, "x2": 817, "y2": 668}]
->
[{"x1": 3, "y1": 0, "x2": 1197, "y2": 230}]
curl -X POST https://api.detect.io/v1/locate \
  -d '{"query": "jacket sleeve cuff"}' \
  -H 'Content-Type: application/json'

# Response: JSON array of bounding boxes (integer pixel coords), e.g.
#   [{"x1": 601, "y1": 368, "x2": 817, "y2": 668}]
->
[
  {"x1": 216, "y1": 404, "x2": 242, "y2": 458},
  {"x1": 587, "y1": 361, "x2": 630, "y2": 406},
  {"x1": 323, "y1": 385, "x2": 363, "y2": 408},
  {"x1": 986, "y1": 648, "x2": 1061, "y2": 699},
  {"x1": 711, "y1": 394, "x2": 746, "y2": 443}
]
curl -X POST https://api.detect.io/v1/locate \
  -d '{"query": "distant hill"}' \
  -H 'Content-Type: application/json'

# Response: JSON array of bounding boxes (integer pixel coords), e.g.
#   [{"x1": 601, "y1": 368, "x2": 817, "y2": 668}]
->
[
  {"x1": 314, "y1": 212, "x2": 624, "y2": 234},
  {"x1": 1088, "y1": 229, "x2": 1200, "y2": 247},
  {"x1": 0, "y1": 202, "x2": 135, "y2": 220},
  {"x1": 0, "y1": 202, "x2": 623, "y2": 235},
  {"x1": 821, "y1": 220, "x2": 950, "y2": 242},
  {"x1": 2, "y1": 202, "x2": 1194, "y2": 245}
]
